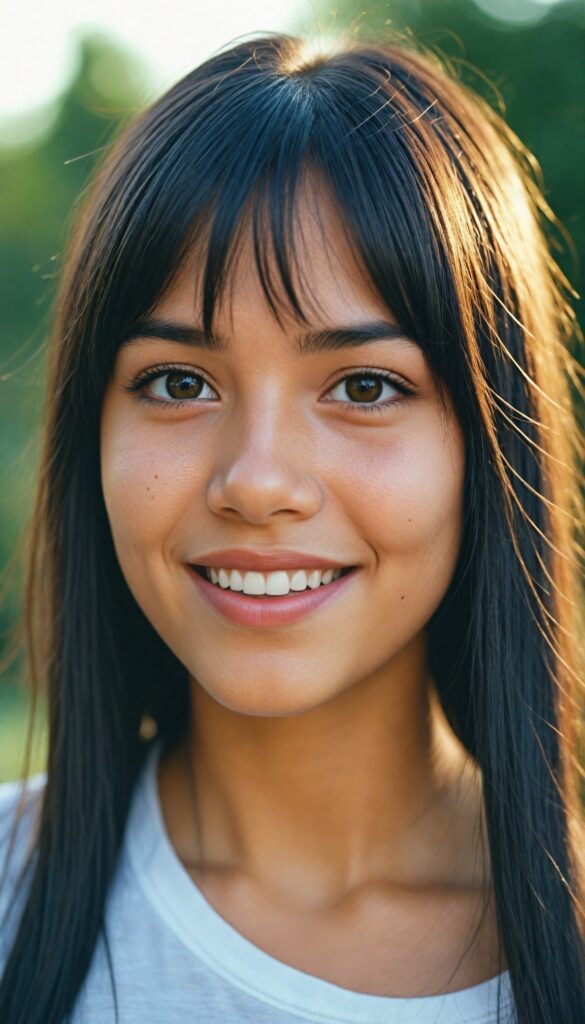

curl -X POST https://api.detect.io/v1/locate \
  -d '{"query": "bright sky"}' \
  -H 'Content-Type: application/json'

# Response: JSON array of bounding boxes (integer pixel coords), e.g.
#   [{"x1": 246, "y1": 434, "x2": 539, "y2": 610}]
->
[
  {"x1": 0, "y1": 0, "x2": 563, "y2": 128},
  {"x1": 0, "y1": 0, "x2": 312, "y2": 122}
]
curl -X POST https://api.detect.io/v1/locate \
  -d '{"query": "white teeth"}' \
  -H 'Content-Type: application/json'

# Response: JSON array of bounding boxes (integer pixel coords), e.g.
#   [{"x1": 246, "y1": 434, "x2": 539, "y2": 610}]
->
[
  {"x1": 217, "y1": 569, "x2": 228, "y2": 588},
  {"x1": 268, "y1": 571, "x2": 301, "y2": 595},
  {"x1": 242, "y1": 571, "x2": 265, "y2": 595},
  {"x1": 228, "y1": 569, "x2": 244, "y2": 590},
  {"x1": 205, "y1": 566, "x2": 343, "y2": 595},
  {"x1": 289, "y1": 570, "x2": 309, "y2": 591}
]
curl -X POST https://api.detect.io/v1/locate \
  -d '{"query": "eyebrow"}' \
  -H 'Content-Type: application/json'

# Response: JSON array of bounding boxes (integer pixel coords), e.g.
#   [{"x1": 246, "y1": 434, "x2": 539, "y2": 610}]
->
[{"x1": 119, "y1": 317, "x2": 417, "y2": 356}]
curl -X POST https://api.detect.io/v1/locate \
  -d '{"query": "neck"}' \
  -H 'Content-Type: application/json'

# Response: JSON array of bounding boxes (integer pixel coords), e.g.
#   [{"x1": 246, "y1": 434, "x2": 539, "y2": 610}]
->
[{"x1": 158, "y1": 637, "x2": 488, "y2": 907}]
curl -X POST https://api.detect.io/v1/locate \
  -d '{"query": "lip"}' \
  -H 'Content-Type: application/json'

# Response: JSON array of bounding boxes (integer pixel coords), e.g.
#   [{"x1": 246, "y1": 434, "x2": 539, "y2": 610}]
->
[
  {"x1": 187, "y1": 564, "x2": 360, "y2": 628},
  {"x1": 191, "y1": 548, "x2": 355, "y2": 572}
]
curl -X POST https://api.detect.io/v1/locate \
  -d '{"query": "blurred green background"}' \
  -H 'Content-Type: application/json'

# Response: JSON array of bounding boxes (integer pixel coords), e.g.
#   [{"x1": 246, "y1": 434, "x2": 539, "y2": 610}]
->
[{"x1": 1, "y1": 0, "x2": 583, "y2": 780}]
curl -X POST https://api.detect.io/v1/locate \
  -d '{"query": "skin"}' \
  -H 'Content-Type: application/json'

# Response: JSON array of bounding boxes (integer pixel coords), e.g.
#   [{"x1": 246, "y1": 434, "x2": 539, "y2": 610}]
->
[{"x1": 100, "y1": 178, "x2": 505, "y2": 995}]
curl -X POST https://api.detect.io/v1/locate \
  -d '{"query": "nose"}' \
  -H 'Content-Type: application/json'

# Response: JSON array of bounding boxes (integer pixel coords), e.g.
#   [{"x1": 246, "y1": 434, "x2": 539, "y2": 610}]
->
[{"x1": 205, "y1": 401, "x2": 323, "y2": 524}]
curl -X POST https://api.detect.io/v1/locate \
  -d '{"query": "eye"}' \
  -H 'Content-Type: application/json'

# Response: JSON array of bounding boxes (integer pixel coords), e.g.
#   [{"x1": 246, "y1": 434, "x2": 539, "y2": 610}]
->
[
  {"x1": 122, "y1": 364, "x2": 218, "y2": 407},
  {"x1": 324, "y1": 369, "x2": 414, "y2": 415}
]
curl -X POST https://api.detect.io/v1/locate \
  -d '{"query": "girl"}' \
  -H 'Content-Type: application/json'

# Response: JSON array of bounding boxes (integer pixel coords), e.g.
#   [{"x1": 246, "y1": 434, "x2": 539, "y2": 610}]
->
[{"x1": 0, "y1": 29, "x2": 584, "y2": 1024}]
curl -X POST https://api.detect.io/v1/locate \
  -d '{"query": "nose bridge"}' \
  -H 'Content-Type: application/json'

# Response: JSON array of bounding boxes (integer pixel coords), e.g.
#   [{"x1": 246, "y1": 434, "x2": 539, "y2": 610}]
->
[{"x1": 206, "y1": 380, "x2": 321, "y2": 520}]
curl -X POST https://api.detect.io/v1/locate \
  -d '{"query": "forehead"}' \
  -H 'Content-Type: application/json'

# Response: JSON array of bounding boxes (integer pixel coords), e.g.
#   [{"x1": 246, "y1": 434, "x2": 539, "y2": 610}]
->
[{"x1": 154, "y1": 174, "x2": 396, "y2": 339}]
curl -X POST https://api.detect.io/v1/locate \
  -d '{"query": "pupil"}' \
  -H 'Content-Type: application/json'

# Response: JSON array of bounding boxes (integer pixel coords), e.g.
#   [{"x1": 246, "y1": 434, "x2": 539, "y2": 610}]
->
[
  {"x1": 167, "y1": 372, "x2": 202, "y2": 399},
  {"x1": 347, "y1": 376, "x2": 381, "y2": 403}
]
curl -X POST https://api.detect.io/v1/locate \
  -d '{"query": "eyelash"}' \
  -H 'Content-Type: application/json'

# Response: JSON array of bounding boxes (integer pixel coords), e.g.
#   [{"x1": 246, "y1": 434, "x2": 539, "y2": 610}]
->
[{"x1": 122, "y1": 362, "x2": 416, "y2": 416}]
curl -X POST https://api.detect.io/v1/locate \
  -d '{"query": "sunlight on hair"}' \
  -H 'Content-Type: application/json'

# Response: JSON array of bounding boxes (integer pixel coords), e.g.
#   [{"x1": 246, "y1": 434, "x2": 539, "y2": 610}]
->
[{"x1": 277, "y1": 32, "x2": 348, "y2": 76}]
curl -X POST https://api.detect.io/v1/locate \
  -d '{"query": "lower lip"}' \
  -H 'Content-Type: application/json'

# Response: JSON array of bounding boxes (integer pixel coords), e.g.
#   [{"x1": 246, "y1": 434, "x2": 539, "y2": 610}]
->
[{"x1": 187, "y1": 566, "x2": 360, "y2": 628}]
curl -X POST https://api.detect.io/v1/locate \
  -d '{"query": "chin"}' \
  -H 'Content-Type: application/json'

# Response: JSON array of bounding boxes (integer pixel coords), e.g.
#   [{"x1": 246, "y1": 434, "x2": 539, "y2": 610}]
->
[{"x1": 196, "y1": 677, "x2": 339, "y2": 719}]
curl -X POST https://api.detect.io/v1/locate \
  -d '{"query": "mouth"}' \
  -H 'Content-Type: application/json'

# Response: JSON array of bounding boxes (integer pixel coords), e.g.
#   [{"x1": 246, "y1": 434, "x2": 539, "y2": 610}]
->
[
  {"x1": 191, "y1": 564, "x2": 356, "y2": 595},
  {"x1": 187, "y1": 564, "x2": 361, "y2": 627}
]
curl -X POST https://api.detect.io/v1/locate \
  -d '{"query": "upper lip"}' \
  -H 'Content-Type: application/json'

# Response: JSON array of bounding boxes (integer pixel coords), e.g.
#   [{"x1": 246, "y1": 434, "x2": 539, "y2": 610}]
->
[{"x1": 191, "y1": 548, "x2": 356, "y2": 571}]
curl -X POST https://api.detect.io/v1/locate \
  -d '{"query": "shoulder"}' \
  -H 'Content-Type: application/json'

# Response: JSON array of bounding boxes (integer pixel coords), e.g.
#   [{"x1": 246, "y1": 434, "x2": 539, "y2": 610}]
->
[
  {"x1": 0, "y1": 770, "x2": 46, "y2": 845},
  {"x1": 0, "y1": 771, "x2": 46, "y2": 936}
]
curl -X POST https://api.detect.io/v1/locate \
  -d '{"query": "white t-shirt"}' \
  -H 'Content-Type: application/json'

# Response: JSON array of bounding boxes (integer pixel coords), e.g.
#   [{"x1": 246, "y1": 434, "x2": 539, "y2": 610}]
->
[{"x1": 0, "y1": 738, "x2": 517, "y2": 1023}]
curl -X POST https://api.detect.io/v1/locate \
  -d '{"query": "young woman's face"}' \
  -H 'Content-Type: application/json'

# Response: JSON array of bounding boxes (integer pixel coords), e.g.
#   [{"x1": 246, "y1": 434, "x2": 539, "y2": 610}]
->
[{"x1": 100, "y1": 184, "x2": 466, "y2": 716}]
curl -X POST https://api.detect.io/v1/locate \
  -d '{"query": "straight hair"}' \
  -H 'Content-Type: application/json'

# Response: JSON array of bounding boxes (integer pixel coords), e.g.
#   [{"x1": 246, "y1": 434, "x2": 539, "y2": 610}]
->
[{"x1": 1, "y1": 30, "x2": 584, "y2": 1023}]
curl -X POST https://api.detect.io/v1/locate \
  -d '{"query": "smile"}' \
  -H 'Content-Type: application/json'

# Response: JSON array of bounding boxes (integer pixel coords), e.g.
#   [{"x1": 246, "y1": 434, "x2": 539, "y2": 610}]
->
[
  {"x1": 188, "y1": 564, "x2": 360, "y2": 628},
  {"x1": 196, "y1": 565, "x2": 350, "y2": 596}
]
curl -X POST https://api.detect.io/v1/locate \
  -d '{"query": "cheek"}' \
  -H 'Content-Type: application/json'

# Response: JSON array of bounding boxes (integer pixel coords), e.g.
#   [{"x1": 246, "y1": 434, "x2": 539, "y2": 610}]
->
[
  {"x1": 99, "y1": 404, "x2": 201, "y2": 565},
  {"x1": 325, "y1": 414, "x2": 465, "y2": 604}
]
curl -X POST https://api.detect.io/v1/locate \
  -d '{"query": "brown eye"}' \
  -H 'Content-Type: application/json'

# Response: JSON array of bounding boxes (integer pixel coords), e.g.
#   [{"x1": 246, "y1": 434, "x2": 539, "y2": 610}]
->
[
  {"x1": 123, "y1": 364, "x2": 218, "y2": 406},
  {"x1": 325, "y1": 369, "x2": 411, "y2": 416},
  {"x1": 164, "y1": 371, "x2": 205, "y2": 400},
  {"x1": 343, "y1": 374, "x2": 385, "y2": 403}
]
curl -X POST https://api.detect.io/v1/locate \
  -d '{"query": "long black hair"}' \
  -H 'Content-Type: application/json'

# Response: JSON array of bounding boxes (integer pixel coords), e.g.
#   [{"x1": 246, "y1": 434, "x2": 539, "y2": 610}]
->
[{"x1": 1, "y1": 29, "x2": 584, "y2": 1023}]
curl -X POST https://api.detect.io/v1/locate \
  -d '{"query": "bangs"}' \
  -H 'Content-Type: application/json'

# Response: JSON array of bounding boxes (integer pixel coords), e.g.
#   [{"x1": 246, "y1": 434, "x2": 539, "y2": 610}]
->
[
  {"x1": 191, "y1": 158, "x2": 340, "y2": 340},
  {"x1": 88, "y1": 37, "x2": 474, "y2": 411}
]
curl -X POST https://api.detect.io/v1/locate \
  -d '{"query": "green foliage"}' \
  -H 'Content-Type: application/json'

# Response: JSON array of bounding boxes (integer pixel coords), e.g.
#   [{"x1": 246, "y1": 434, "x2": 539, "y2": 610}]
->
[
  {"x1": 0, "y1": 684, "x2": 46, "y2": 782},
  {"x1": 293, "y1": 0, "x2": 584, "y2": 324},
  {"x1": 0, "y1": 35, "x2": 146, "y2": 772}
]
